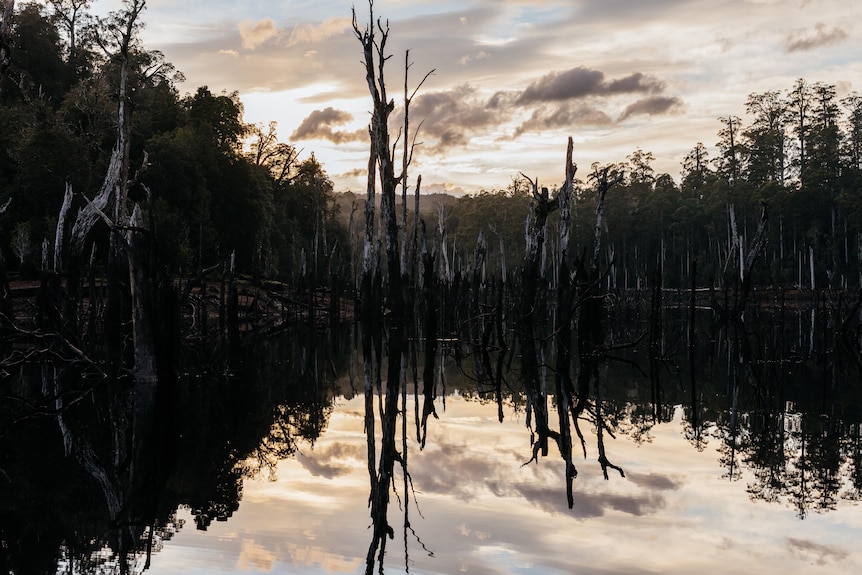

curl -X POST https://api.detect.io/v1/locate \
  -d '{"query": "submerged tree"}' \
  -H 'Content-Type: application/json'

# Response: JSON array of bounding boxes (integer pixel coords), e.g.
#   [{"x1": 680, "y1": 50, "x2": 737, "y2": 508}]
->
[{"x1": 352, "y1": 1, "x2": 432, "y2": 571}]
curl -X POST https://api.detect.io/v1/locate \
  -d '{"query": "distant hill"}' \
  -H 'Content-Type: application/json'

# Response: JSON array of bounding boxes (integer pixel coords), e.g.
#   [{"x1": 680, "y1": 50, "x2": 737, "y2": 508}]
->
[{"x1": 332, "y1": 190, "x2": 460, "y2": 228}]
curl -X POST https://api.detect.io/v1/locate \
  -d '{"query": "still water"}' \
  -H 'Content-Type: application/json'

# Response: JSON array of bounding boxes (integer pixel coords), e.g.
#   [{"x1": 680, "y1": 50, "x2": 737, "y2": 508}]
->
[
  {"x1": 2, "y1": 306, "x2": 862, "y2": 574},
  {"x1": 156, "y1": 395, "x2": 862, "y2": 575}
]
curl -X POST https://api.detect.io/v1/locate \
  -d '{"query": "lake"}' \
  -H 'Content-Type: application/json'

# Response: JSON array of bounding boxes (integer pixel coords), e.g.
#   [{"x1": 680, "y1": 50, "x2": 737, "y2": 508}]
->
[{"x1": 2, "y1": 304, "x2": 861, "y2": 574}]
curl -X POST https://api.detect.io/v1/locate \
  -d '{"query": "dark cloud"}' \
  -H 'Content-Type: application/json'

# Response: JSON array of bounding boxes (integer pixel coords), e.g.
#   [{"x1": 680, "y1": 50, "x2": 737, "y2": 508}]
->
[
  {"x1": 513, "y1": 104, "x2": 612, "y2": 137},
  {"x1": 626, "y1": 472, "x2": 684, "y2": 491},
  {"x1": 487, "y1": 90, "x2": 518, "y2": 109},
  {"x1": 618, "y1": 96, "x2": 683, "y2": 122},
  {"x1": 599, "y1": 492, "x2": 668, "y2": 517},
  {"x1": 407, "y1": 85, "x2": 502, "y2": 153},
  {"x1": 786, "y1": 23, "x2": 848, "y2": 53},
  {"x1": 517, "y1": 67, "x2": 605, "y2": 104},
  {"x1": 516, "y1": 67, "x2": 665, "y2": 105},
  {"x1": 290, "y1": 107, "x2": 366, "y2": 144},
  {"x1": 785, "y1": 538, "x2": 850, "y2": 565},
  {"x1": 512, "y1": 482, "x2": 668, "y2": 518},
  {"x1": 605, "y1": 72, "x2": 664, "y2": 95}
]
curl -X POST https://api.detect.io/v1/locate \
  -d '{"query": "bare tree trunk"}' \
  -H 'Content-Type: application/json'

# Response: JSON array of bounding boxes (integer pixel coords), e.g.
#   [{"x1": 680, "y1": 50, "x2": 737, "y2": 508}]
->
[
  {"x1": 353, "y1": 4, "x2": 402, "y2": 323},
  {"x1": 412, "y1": 175, "x2": 421, "y2": 319},
  {"x1": 555, "y1": 137, "x2": 577, "y2": 507},
  {"x1": 400, "y1": 53, "x2": 410, "y2": 279},
  {"x1": 54, "y1": 183, "x2": 74, "y2": 275},
  {"x1": 732, "y1": 202, "x2": 769, "y2": 317},
  {"x1": 518, "y1": 177, "x2": 558, "y2": 460}
]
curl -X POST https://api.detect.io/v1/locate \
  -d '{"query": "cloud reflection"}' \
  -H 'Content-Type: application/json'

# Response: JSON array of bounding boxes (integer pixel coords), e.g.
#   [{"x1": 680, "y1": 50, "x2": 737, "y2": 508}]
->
[
  {"x1": 236, "y1": 539, "x2": 276, "y2": 571},
  {"x1": 156, "y1": 395, "x2": 862, "y2": 575}
]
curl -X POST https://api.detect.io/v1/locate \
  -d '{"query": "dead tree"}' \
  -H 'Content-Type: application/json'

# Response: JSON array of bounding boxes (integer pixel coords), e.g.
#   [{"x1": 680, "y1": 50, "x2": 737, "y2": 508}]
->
[
  {"x1": 59, "y1": 0, "x2": 159, "y2": 547},
  {"x1": 735, "y1": 202, "x2": 769, "y2": 316},
  {"x1": 518, "y1": 176, "x2": 558, "y2": 460},
  {"x1": 353, "y1": 3, "x2": 402, "y2": 323},
  {"x1": 352, "y1": 3, "x2": 431, "y2": 570},
  {"x1": 68, "y1": 0, "x2": 147, "y2": 359},
  {"x1": 555, "y1": 137, "x2": 578, "y2": 507},
  {"x1": 354, "y1": 17, "x2": 431, "y2": 321}
]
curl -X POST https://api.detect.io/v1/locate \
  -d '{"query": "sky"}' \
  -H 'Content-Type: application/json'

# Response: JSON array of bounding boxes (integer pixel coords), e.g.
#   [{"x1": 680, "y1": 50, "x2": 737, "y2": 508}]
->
[{"x1": 89, "y1": 0, "x2": 862, "y2": 195}]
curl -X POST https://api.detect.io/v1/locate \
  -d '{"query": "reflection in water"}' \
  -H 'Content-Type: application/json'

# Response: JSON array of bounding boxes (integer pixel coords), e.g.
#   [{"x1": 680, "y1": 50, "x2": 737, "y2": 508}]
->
[
  {"x1": 0, "y1": 327, "x2": 342, "y2": 573},
  {"x1": 2, "y1": 300, "x2": 862, "y2": 572}
]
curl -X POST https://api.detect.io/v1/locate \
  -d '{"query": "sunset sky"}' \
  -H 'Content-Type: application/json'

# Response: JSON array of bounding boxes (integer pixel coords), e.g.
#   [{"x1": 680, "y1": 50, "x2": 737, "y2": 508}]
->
[{"x1": 95, "y1": 0, "x2": 862, "y2": 194}]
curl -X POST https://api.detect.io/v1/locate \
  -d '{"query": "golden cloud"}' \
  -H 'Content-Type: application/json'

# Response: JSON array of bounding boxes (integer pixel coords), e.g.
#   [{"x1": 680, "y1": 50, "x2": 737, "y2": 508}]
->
[{"x1": 239, "y1": 18, "x2": 278, "y2": 50}]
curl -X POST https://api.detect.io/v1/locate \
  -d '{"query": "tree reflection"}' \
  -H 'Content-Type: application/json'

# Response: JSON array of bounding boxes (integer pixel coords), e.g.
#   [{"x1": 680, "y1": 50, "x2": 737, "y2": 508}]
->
[
  {"x1": 0, "y1": 327, "x2": 339, "y2": 573},
  {"x1": 5, "y1": 289, "x2": 862, "y2": 573}
]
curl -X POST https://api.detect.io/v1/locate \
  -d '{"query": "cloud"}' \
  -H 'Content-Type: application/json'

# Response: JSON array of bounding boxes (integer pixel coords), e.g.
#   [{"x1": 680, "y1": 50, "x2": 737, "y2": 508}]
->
[
  {"x1": 511, "y1": 482, "x2": 669, "y2": 518},
  {"x1": 291, "y1": 107, "x2": 366, "y2": 144},
  {"x1": 514, "y1": 104, "x2": 612, "y2": 137},
  {"x1": 408, "y1": 85, "x2": 501, "y2": 151},
  {"x1": 605, "y1": 72, "x2": 664, "y2": 95},
  {"x1": 627, "y1": 472, "x2": 684, "y2": 491},
  {"x1": 785, "y1": 23, "x2": 848, "y2": 52},
  {"x1": 618, "y1": 96, "x2": 683, "y2": 121},
  {"x1": 785, "y1": 538, "x2": 850, "y2": 565},
  {"x1": 286, "y1": 17, "x2": 352, "y2": 48},
  {"x1": 516, "y1": 67, "x2": 605, "y2": 104},
  {"x1": 515, "y1": 67, "x2": 665, "y2": 105},
  {"x1": 413, "y1": 442, "x2": 503, "y2": 501},
  {"x1": 239, "y1": 18, "x2": 279, "y2": 50},
  {"x1": 296, "y1": 442, "x2": 364, "y2": 479},
  {"x1": 237, "y1": 539, "x2": 276, "y2": 571},
  {"x1": 401, "y1": 68, "x2": 679, "y2": 151}
]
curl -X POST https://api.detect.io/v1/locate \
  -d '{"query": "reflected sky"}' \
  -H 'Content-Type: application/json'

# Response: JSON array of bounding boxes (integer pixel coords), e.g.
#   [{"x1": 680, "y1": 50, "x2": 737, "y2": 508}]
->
[{"x1": 153, "y1": 394, "x2": 862, "y2": 574}]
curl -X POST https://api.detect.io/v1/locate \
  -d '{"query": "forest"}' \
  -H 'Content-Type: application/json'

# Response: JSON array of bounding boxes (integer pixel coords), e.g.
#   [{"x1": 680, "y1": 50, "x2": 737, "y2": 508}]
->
[
  {"x1": 2, "y1": 2, "x2": 862, "y2": 294},
  {"x1": 0, "y1": 0, "x2": 346, "y2": 286},
  {"x1": 2, "y1": 1, "x2": 862, "y2": 573}
]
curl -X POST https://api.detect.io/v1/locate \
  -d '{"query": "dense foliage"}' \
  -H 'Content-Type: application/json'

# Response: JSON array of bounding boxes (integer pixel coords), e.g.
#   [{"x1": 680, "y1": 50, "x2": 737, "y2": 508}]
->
[{"x1": 0, "y1": 0, "x2": 346, "y2": 283}]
